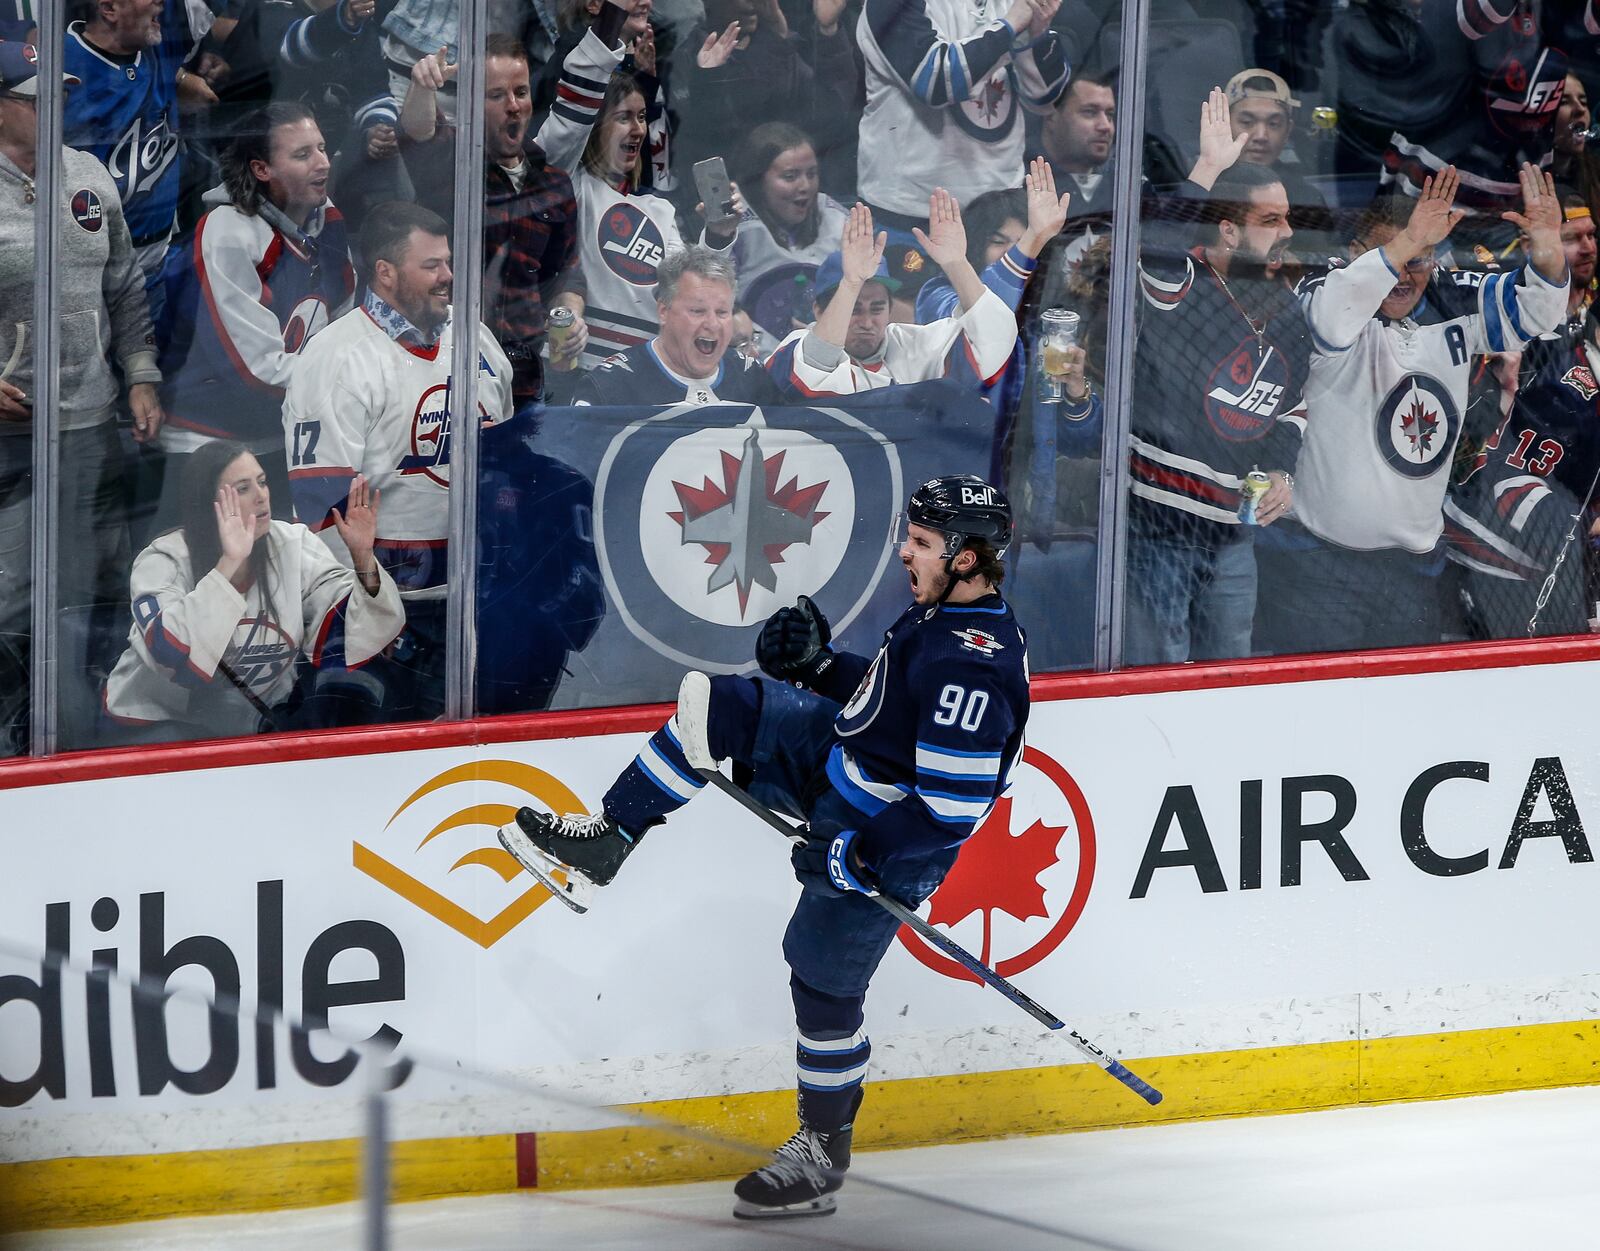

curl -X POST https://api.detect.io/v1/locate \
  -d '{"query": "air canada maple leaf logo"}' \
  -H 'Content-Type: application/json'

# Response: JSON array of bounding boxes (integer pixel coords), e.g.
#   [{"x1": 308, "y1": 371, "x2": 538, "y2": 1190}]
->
[
  {"x1": 668, "y1": 426, "x2": 830, "y2": 615},
  {"x1": 897, "y1": 745, "x2": 1096, "y2": 983}
]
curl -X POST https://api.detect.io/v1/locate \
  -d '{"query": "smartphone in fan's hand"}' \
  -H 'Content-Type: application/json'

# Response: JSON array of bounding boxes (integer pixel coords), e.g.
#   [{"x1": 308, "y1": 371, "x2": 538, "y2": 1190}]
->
[{"x1": 694, "y1": 157, "x2": 738, "y2": 232}]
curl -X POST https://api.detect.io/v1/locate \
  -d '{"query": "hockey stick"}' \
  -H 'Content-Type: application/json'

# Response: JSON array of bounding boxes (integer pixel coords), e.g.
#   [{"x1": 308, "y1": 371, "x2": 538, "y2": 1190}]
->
[{"x1": 696, "y1": 766, "x2": 1164, "y2": 1107}]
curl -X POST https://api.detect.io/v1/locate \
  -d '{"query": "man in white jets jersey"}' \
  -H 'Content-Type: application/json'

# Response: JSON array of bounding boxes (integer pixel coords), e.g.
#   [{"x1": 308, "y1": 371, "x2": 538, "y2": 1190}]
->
[
  {"x1": 282, "y1": 201, "x2": 513, "y2": 717},
  {"x1": 1256, "y1": 164, "x2": 1568, "y2": 654}
]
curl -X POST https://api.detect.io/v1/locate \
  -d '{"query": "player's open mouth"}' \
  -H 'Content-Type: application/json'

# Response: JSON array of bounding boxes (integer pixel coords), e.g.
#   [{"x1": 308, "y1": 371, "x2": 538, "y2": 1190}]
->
[{"x1": 694, "y1": 336, "x2": 718, "y2": 356}]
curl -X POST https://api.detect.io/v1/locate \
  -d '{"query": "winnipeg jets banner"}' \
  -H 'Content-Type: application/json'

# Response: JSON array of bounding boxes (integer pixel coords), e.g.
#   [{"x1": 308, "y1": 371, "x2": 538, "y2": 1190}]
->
[{"x1": 525, "y1": 382, "x2": 998, "y2": 708}]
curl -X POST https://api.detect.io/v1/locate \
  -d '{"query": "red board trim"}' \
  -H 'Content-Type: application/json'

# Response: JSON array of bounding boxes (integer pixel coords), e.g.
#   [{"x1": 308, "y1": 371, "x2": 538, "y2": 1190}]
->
[{"x1": 5, "y1": 635, "x2": 1599, "y2": 792}]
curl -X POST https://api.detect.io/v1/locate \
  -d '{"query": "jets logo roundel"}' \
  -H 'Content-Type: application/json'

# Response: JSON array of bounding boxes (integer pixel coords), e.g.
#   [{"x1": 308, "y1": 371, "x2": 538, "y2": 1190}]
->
[
  {"x1": 593, "y1": 403, "x2": 903, "y2": 672},
  {"x1": 1204, "y1": 336, "x2": 1287, "y2": 441},
  {"x1": 1374, "y1": 373, "x2": 1458, "y2": 479},
  {"x1": 954, "y1": 68, "x2": 1017, "y2": 142},
  {"x1": 598, "y1": 204, "x2": 666, "y2": 286},
  {"x1": 71, "y1": 188, "x2": 104, "y2": 234}
]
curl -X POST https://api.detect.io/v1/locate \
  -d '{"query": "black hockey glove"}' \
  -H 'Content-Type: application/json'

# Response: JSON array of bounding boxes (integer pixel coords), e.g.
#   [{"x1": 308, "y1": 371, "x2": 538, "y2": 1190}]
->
[
  {"x1": 756, "y1": 595, "x2": 834, "y2": 686},
  {"x1": 791, "y1": 826, "x2": 878, "y2": 897}
]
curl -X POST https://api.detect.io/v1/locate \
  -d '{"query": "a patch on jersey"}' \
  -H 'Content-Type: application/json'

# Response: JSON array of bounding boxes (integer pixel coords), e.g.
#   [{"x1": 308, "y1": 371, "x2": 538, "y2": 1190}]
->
[
  {"x1": 954, "y1": 68, "x2": 1017, "y2": 142},
  {"x1": 282, "y1": 295, "x2": 331, "y2": 354},
  {"x1": 1204, "y1": 339, "x2": 1289, "y2": 441},
  {"x1": 1561, "y1": 363, "x2": 1599, "y2": 401},
  {"x1": 1374, "y1": 373, "x2": 1460, "y2": 479},
  {"x1": 70, "y1": 188, "x2": 103, "y2": 234},
  {"x1": 952, "y1": 626, "x2": 1005, "y2": 656},
  {"x1": 597, "y1": 203, "x2": 666, "y2": 286},
  {"x1": 592, "y1": 403, "x2": 902, "y2": 668}
]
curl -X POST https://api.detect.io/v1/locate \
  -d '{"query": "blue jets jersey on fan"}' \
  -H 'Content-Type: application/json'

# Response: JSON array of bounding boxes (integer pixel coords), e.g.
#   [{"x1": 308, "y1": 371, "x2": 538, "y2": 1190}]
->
[
  {"x1": 818, "y1": 591, "x2": 1029, "y2": 866},
  {"x1": 64, "y1": 18, "x2": 188, "y2": 252}
]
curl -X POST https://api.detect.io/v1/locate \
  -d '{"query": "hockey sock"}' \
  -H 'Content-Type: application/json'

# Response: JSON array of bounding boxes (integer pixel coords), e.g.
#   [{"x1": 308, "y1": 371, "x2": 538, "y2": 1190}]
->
[
  {"x1": 791, "y1": 973, "x2": 870, "y2": 1132},
  {"x1": 707, "y1": 675, "x2": 761, "y2": 761},
  {"x1": 601, "y1": 714, "x2": 706, "y2": 831}
]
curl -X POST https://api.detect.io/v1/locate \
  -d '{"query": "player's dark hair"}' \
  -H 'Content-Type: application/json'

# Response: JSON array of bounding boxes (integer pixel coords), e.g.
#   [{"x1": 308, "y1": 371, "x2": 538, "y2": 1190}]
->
[
  {"x1": 964, "y1": 538, "x2": 1006, "y2": 587},
  {"x1": 1202, "y1": 161, "x2": 1285, "y2": 245},
  {"x1": 177, "y1": 440, "x2": 278, "y2": 618},
  {"x1": 581, "y1": 72, "x2": 648, "y2": 189},
  {"x1": 360, "y1": 201, "x2": 449, "y2": 278},
  {"x1": 963, "y1": 188, "x2": 1028, "y2": 274},
  {"x1": 485, "y1": 31, "x2": 527, "y2": 63},
  {"x1": 222, "y1": 102, "x2": 319, "y2": 217},
  {"x1": 736, "y1": 122, "x2": 823, "y2": 246}
]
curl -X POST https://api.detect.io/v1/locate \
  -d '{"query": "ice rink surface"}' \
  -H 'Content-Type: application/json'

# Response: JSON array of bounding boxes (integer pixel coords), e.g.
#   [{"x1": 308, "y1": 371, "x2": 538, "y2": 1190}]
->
[{"x1": 9, "y1": 1086, "x2": 1599, "y2": 1251}]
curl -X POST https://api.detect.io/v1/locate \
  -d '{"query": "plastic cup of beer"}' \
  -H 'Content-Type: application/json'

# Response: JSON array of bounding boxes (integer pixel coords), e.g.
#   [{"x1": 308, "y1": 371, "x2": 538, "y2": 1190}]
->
[{"x1": 1040, "y1": 308, "x2": 1081, "y2": 402}]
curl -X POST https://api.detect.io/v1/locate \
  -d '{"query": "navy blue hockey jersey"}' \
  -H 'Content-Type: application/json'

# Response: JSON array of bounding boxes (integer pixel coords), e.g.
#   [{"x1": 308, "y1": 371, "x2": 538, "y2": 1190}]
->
[
  {"x1": 811, "y1": 591, "x2": 1029, "y2": 868},
  {"x1": 64, "y1": 14, "x2": 191, "y2": 252}
]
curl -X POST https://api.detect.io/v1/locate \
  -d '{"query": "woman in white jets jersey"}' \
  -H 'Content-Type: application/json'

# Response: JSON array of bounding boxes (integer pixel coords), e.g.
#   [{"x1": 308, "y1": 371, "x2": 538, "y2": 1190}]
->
[
  {"x1": 106, "y1": 441, "x2": 405, "y2": 741},
  {"x1": 536, "y1": 0, "x2": 740, "y2": 370}
]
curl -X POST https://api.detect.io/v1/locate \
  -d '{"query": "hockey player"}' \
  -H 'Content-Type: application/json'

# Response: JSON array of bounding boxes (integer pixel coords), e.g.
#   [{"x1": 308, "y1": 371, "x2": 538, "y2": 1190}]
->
[
  {"x1": 856, "y1": 0, "x2": 1068, "y2": 226},
  {"x1": 499, "y1": 475, "x2": 1029, "y2": 1221},
  {"x1": 105, "y1": 439, "x2": 405, "y2": 739},
  {"x1": 1256, "y1": 163, "x2": 1570, "y2": 655},
  {"x1": 282, "y1": 201, "x2": 512, "y2": 718},
  {"x1": 158, "y1": 103, "x2": 356, "y2": 509},
  {"x1": 572, "y1": 248, "x2": 783, "y2": 404},
  {"x1": 1125, "y1": 88, "x2": 1308, "y2": 665},
  {"x1": 535, "y1": 0, "x2": 740, "y2": 369},
  {"x1": 767, "y1": 194, "x2": 1021, "y2": 397}
]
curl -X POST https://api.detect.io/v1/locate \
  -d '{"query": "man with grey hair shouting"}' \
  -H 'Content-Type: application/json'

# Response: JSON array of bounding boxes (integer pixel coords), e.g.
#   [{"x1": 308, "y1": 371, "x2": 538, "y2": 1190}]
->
[{"x1": 574, "y1": 247, "x2": 784, "y2": 405}]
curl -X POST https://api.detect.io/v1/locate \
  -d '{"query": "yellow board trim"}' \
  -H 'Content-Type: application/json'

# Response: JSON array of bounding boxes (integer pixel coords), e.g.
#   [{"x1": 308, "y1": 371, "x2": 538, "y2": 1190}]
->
[{"x1": 6, "y1": 1018, "x2": 1600, "y2": 1234}]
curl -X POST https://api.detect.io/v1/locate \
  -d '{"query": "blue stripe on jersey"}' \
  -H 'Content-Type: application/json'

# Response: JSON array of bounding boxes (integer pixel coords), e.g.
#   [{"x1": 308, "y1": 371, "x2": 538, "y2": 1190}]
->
[
  {"x1": 941, "y1": 604, "x2": 1008, "y2": 615},
  {"x1": 1482, "y1": 273, "x2": 1507, "y2": 352},
  {"x1": 915, "y1": 741, "x2": 1003, "y2": 759},
  {"x1": 916, "y1": 791, "x2": 991, "y2": 824},
  {"x1": 826, "y1": 745, "x2": 903, "y2": 817},
  {"x1": 948, "y1": 43, "x2": 969, "y2": 101},
  {"x1": 911, "y1": 47, "x2": 943, "y2": 104},
  {"x1": 1501, "y1": 271, "x2": 1529, "y2": 343}
]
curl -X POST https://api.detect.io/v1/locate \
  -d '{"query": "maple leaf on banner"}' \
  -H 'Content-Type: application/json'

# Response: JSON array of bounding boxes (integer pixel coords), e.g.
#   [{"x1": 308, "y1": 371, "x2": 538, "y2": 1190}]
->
[{"x1": 925, "y1": 795, "x2": 1066, "y2": 936}]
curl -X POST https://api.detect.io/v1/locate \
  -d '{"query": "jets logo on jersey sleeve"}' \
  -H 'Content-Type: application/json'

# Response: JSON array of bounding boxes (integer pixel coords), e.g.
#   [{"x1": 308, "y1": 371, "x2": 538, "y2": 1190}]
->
[
  {"x1": 835, "y1": 648, "x2": 888, "y2": 735},
  {"x1": 599, "y1": 205, "x2": 666, "y2": 285},
  {"x1": 70, "y1": 188, "x2": 104, "y2": 233},
  {"x1": 282, "y1": 295, "x2": 331, "y2": 354},
  {"x1": 1375, "y1": 373, "x2": 1460, "y2": 479},
  {"x1": 1205, "y1": 340, "x2": 1288, "y2": 441}
]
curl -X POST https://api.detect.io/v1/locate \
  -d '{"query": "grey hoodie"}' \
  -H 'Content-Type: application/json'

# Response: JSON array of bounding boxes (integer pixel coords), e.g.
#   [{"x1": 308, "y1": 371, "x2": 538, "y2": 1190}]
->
[{"x1": 0, "y1": 145, "x2": 160, "y2": 434}]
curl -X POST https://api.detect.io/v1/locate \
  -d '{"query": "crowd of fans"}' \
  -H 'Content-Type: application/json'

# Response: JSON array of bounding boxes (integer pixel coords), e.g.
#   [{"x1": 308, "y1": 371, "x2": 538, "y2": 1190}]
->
[{"x1": 2, "y1": 0, "x2": 1600, "y2": 752}]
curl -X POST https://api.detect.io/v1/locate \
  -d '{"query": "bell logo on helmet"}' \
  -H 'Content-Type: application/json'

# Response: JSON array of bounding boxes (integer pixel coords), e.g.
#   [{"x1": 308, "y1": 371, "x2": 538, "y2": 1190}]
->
[{"x1": 960, "y1": 486, "x2": 994, "y2": 505}]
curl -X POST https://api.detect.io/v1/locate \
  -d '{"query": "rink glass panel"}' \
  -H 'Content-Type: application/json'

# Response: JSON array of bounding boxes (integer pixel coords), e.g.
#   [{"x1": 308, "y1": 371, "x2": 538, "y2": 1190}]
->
[
  {"x1": 23, "y1": 0, "x2": 1595, "y2": 749},
  {"x1": 1122, "y1": 3, "x2": 1600, "y2": 665}
]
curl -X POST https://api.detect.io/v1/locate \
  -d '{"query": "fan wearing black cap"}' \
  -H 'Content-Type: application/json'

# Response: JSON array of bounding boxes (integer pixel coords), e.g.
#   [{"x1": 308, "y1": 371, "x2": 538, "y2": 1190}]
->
[
  {"x1": 498, "y1": 473, "x2": 1029, "y2": 1222},
  {"x1": 766, "y1": 194, "x2": 1020, "y2": 396}
]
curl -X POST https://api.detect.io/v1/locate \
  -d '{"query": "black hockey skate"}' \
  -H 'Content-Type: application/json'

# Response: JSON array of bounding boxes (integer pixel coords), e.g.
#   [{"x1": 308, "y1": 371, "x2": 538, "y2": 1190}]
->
[
  {"x1": 732, "y1": 1114, "x2": 857, "y2": 1220},
  {"x1": 497, "y1": 808, "x2": 640, "y2": 914}
]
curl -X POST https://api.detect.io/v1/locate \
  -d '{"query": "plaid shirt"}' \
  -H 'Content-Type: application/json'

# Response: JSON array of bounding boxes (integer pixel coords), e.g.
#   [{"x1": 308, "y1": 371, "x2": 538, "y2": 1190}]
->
[{"x1": 483, "y1": 139, "x2": 585, "y2": 404}]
